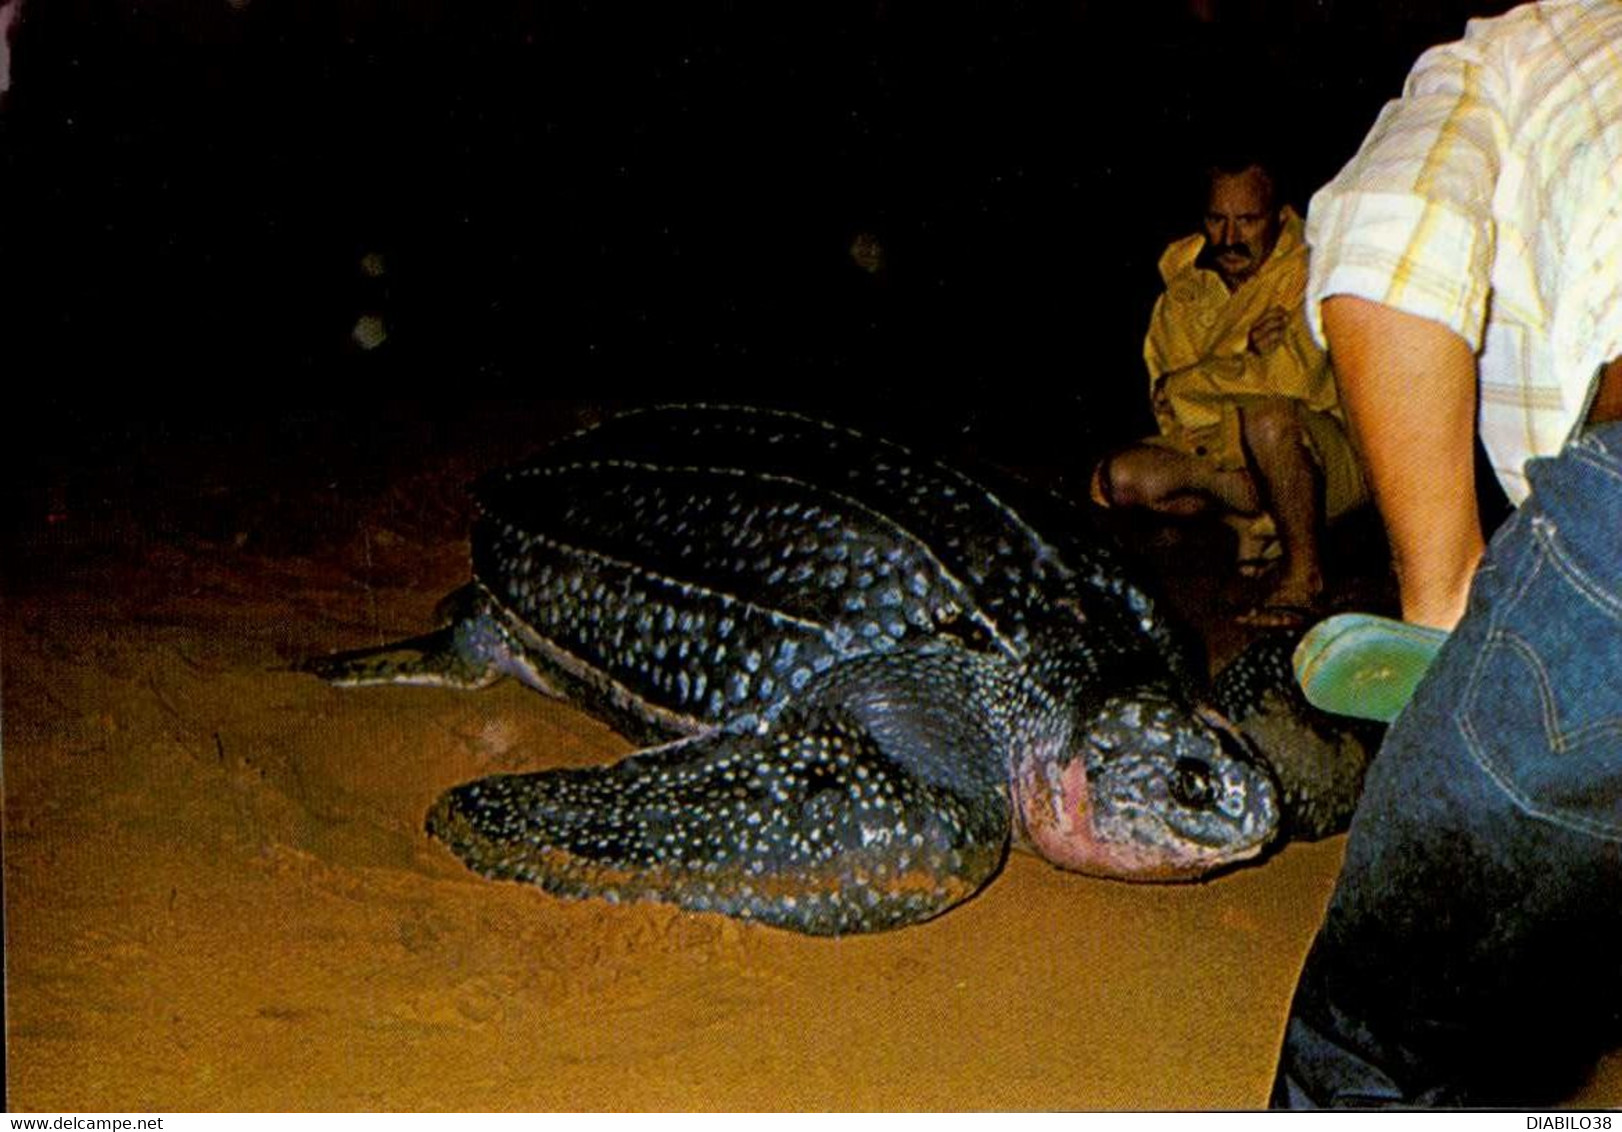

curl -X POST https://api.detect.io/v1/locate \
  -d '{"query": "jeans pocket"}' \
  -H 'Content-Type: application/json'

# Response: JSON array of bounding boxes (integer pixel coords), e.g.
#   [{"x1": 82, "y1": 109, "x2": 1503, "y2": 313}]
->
[{"x1": 1458, "y1": 522, "x2": 1622, "y2": 839}]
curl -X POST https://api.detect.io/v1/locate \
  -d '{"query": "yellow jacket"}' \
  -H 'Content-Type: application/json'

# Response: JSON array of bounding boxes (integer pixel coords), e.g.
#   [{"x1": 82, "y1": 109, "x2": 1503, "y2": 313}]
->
[{"x1": 1143, "y1": 207, "x2": 1342, "y2": 469}]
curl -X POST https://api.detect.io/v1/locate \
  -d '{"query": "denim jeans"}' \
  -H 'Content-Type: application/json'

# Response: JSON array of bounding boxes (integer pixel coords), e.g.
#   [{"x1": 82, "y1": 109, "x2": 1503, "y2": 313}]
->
[{"x1": 1271, "y1": 420, "x2": 1622, "y2": 1108}]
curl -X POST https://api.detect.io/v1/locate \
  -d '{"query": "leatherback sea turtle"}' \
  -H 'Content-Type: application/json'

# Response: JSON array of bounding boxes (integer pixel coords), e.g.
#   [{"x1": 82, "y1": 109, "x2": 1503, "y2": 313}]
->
[{"x1": 307, "y1": 405, "x2": 1359, "y2": 935}]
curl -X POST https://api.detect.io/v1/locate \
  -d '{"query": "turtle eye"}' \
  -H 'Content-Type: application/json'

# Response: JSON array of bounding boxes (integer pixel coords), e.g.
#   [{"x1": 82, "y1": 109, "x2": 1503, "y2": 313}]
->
[{"x1": 1170, "y1": 757, "x2": 1219, "y2": 809}]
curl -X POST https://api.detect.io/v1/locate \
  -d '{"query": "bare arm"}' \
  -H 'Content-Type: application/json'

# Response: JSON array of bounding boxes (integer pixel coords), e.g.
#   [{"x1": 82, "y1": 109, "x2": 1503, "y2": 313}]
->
[{"x1": 1321, "y1": 295, "x2": 1484, "y2": 630}]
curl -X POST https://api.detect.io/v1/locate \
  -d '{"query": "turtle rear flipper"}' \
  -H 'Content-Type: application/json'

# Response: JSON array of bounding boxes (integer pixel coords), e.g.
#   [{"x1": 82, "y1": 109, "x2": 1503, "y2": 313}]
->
[
  {"x1": 299, "y1": 626, "x2": 508, "y2": 689},
  {"x1": 302, "y1": 589, "x2": 561, "y2": 695},
  {"x1": 427, "y1": 708, "x2": 1011, "y2": 936}
]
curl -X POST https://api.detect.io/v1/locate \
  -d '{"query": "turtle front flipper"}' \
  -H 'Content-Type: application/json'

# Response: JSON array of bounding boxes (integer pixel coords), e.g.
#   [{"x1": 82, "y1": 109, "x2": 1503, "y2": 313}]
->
[
  {"x1": 426, "y1": 705, "x2": 1012, "y2": 936},
  {"x1": 1211, "y1": 631, "x2": 1382, "y2": 840}
]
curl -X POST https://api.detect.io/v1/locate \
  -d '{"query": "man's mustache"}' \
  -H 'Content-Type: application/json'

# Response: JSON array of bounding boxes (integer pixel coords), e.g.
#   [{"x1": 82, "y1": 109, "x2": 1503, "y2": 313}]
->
[{"x1": 1211, "y1": 243, "x2": 1254, "y2": 259}]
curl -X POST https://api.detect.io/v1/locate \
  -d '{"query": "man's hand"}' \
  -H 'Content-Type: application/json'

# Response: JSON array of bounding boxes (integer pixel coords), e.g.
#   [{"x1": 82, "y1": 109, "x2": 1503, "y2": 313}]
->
[{"x1": 1248, "y1": 306, "x2": 1289, "y2": 354}]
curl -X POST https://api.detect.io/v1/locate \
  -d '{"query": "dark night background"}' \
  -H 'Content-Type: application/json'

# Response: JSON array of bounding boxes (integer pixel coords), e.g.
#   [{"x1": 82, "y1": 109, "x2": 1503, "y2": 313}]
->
[{"x1": 4, "y1": 0, "x2": 1519, "y2": 540}]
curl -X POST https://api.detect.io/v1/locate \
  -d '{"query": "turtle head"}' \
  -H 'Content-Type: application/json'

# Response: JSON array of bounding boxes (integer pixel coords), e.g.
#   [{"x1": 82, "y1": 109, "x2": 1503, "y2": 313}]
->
[{"x1": 1012, "y1": 690, "x2": 1280, "y2": 880}]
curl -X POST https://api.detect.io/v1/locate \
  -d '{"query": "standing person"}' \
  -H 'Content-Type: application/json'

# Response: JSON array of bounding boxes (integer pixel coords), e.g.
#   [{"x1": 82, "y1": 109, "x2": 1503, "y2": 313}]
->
[
  {"x1": 1091, "y1": 160, "x2": 1368, "y2": 628},
  {"x1": 1272, "y1": 0, "x2": 1622, "y2": 1107}
]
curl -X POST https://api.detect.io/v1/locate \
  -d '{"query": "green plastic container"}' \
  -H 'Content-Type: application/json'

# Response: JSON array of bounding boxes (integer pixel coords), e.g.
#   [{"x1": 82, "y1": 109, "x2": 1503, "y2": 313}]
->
[{"x1": 1293, "y1": 612, "x2": 1450, "y2": 724}]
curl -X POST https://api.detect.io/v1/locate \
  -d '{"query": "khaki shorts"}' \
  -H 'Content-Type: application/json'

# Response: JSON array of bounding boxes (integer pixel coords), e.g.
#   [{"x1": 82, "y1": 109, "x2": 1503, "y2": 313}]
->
[{"x1": 1099, "y1": 402, "x2": 1371, "y2": 521}]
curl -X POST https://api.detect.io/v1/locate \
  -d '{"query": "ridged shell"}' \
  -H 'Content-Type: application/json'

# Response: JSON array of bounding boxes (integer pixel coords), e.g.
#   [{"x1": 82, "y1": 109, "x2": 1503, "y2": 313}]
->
[{"x1": 469, "y1": 404, "x2": 1193, "y2": 733}]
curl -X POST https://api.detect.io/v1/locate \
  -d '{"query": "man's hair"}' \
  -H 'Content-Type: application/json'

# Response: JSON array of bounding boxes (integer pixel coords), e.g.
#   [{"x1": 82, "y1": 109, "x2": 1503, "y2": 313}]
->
[{"x1": 1198, "y1": 151, "x2": 1285, "y2": 214}]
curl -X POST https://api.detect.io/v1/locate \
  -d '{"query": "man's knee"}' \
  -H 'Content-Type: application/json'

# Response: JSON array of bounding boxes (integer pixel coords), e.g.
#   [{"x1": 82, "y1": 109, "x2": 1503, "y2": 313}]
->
[
  {"x1": 1089, "y1": 455, "x2": 1117, "y2": 507},
  {"x1": 1239, "y1": 398, "x2": 1308, "y2": 453},
  {"x1": 1096, "y1": 446, "x2": 1171, "y2": 508}
]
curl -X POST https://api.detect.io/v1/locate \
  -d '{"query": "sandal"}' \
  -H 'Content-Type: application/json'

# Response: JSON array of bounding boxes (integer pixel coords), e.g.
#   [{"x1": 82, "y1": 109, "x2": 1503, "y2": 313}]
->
[
  {"x1": 1237, "y1": 544, "x2": 1282, "y2": 579},
  {"x1": 1233, "y1": 518, "x2": 1281, "y2": 578},
  {"x1": 1235, "y1": 601, "x2": 1320, "y2": 630}
]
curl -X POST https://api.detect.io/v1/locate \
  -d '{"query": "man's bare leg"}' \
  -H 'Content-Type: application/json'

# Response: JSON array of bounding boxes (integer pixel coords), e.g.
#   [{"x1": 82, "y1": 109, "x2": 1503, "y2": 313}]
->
[
  {"x1": 1237, "y1": 398, "x2": 1325, "y2": 620},
  {"x1": 1098, "y1": 444, "x2": 1260, "y2": 517}
]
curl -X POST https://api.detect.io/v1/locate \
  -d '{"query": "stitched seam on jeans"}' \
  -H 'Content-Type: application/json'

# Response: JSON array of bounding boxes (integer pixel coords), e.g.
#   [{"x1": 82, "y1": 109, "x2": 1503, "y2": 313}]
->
[
  {"x1": 1495, "y1": 632, "x2": 1565, "y2": 752},
  {"x1": 1532, "y1": 518, "x2": 1622, "y2": 620},
  {"x1": 1456, "y1": 549, "x2": 1622, "y2": 840},
  {"x1": 1570, "y1": 436, "x2": 1622, "y2": 478},
  {"x1": 1460, "y1": 710, "x2": 1622, "y2": 840},
  {"x1": 1496, "y1": 630, "x2": 1622, "y2": 750}
]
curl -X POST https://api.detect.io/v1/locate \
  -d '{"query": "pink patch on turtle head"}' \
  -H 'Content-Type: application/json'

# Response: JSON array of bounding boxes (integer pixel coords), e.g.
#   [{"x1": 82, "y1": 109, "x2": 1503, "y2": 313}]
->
[{"x1": 1015, "y1": 756, "x2": 1224, "y2": 881}]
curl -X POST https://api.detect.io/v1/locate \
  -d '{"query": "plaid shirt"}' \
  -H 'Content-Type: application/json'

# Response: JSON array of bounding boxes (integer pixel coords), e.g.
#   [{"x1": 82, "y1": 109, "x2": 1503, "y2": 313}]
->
[{"x1": 1304, "y1": 0, "x2": 1622, "y2": 503}]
